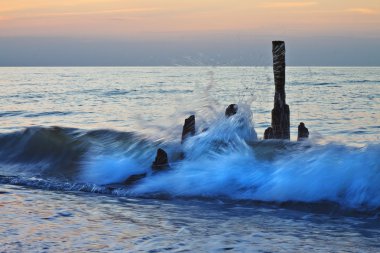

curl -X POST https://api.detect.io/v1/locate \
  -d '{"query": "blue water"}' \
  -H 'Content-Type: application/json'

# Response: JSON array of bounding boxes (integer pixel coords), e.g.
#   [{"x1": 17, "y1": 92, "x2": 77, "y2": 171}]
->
[{"x1": 0, "y1": 67, "x2": 379, "y2": 252}]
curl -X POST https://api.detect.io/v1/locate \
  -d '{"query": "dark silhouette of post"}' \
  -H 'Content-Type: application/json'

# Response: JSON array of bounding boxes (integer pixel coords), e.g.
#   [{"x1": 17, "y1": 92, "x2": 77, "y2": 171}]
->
[
  {"x1": 181, "y1": 115, "x2": 195, "y2": 143},
  {"x1": 297, "y1": 122, "x2": 309, "y2": 141},
  {"x1": 263, "y1": 127, "x2": 274, "y2": 140},
  {"x1": 271, "y1": 41, "x2": 290, "y2": 139},
  {"x1": 152, "y1": 148, "x2": 170, "y2": 171},
  {"x1": 225, "y1": 104, "x2": 238, "y2": 117}
]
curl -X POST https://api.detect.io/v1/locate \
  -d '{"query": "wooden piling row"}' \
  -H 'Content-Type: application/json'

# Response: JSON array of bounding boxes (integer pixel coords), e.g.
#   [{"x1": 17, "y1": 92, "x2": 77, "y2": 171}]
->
[{"x1": 124, "y1": 40, "x2": 311, "y2": 186}]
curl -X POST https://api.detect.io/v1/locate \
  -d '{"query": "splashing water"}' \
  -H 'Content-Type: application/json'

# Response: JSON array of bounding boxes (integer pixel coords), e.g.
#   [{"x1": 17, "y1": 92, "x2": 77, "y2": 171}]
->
[
  {"x1": 0, "y1": 67, "x2": 379, "y2": 212},
  {"x1": 1, "y1": 67, "x2": 380, "y2": 252},
  {"x1": 0, "y1": 103, "x2": 378, "y2": 212}
]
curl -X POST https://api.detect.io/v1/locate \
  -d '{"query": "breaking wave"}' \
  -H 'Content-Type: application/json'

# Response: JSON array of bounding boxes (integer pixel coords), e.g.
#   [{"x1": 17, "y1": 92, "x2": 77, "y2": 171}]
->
[{"x1": 0, "y1": 106, "x2": 379, "y2": 212}]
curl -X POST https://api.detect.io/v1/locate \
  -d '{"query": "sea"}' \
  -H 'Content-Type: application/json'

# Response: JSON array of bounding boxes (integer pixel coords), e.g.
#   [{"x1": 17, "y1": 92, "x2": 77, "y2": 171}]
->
[{"x1": 0, "y1": 67, "x2": 379, "y2": 252}]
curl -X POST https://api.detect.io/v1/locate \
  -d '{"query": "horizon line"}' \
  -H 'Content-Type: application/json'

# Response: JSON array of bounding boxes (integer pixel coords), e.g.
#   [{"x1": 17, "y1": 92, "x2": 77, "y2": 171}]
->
[{"x1": 0, "y1": 65, "x2": 379, "y2": 68}]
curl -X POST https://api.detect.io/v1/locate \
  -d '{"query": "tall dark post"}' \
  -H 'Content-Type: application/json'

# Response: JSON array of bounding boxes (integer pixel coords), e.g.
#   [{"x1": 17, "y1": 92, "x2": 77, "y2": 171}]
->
[{"x1": 271, "y1": 41, "x2": 290, "y2": 139}]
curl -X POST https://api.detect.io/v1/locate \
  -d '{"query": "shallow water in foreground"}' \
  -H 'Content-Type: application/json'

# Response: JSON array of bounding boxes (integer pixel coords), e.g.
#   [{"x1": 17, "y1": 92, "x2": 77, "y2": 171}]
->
[
  {"x1": 2, "y1": 184, "x2": 380, "y2": 253},
  {"x1": 0, "y1": 67, "x2": 379, "y2": 252}
]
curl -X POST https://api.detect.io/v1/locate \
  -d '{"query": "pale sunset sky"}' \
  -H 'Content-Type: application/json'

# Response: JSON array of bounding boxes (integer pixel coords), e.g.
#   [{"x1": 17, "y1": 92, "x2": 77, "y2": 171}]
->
[{"x1": 0, "y1": 0, "x2": 379, "y2": 66}]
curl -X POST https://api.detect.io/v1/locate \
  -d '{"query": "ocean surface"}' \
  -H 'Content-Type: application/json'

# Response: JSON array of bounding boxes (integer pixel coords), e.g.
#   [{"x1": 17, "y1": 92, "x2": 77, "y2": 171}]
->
[{"x1": 0, "y1": 67, "x2": 379, "y2": 252}]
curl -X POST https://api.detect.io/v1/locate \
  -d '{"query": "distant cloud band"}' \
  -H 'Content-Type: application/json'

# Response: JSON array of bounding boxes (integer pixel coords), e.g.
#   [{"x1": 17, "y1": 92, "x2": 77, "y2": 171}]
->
[
  {"x1": 345, "y1": 8, "x2": 378, "y2": 15},
  {"x1": 260, "y1": 1, "x2": 318, "y2": 8}
]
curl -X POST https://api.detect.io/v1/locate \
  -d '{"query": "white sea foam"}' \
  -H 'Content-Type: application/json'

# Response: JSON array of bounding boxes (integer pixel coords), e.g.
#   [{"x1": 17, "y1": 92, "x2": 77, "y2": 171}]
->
[
  {"x1": 79, "y1": 104, "x2": 380, "y2": 209},
  {"x1": 130, "y1": 143, "x2": 380, "y2": 209},
  {"x1": 80, "y1": 155, "x2": 148, "y2": 185}
]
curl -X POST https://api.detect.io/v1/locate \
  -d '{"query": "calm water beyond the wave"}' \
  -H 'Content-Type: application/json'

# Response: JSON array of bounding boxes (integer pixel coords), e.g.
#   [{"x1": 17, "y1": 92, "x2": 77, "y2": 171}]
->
[{"x1": 0, "y1": 67, "x2": 379, "y2": 252}]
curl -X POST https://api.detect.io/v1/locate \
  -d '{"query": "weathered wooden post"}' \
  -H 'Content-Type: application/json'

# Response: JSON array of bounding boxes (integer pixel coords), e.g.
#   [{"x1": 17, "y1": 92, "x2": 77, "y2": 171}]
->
[
  {"x1": 297, "y1": 122, "x2": 309, "y2": 141},
  {"x1": 181, "y1": 115, "x2": 195, "y2": 143},
  {"x1": 225, "y1": 104, "x2": 238, "y2": 117},
  {"x1": 152, "y1": 148, "x2": 170, "y2": 171},
  {"x1": 271, "y1": 41, "x2": 290, "y2": 139},
  {"x1": 124, "y1": 147, "x2": 170, "y2": 185},
  {"x1": 263, "y1": 127, "x2": 274, "y2": 139}
]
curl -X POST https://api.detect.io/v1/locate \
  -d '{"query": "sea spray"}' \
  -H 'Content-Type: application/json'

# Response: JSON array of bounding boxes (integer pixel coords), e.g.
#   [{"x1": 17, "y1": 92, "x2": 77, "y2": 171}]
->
[
  {"x1": 182, "y1": 103, "x2": 258, "y2": 160},
  {"x1": 0, "y1": 130, "x2": 379, "y2": 210},
  {"x1": 130, "y1": 143, "x2": 380, "y2": 209},
  {"x1": 80, "y1": 156, "x2": 147, "y2": 185},
  {"x1": 0, "y1": 106, "x2": 379, "y2": 210},
  {"x1": 81, "y1": 105, "x2": 380, "y2": 210}
]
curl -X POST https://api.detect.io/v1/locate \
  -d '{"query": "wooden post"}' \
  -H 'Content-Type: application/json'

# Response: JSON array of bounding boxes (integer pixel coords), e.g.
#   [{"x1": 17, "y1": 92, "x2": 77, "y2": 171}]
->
[
  {"x1": 271, "y1": 41, "x2": 290, "y2": 139},
  {"x1": 297, "y1": 122, "x2": 309, "y2": 141},
  {"x1": 263, "y1": 127, "x2": 274, "y2": 139},
  {"x1": 225, "y1": 104, "x2": 238, "y2": 117},
  {"x1": 152, "y1": 148, "x2": 170, "y2": 171},
  {"x1": 181, "y1": 115, "x2": 195, "y2": 143}
]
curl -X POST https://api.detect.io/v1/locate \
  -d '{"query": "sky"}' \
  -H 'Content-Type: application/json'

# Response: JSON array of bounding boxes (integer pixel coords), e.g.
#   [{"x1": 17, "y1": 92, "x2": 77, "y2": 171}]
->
[{"x1": 0, "y1": 0, "x2": 379, "y2": 66}]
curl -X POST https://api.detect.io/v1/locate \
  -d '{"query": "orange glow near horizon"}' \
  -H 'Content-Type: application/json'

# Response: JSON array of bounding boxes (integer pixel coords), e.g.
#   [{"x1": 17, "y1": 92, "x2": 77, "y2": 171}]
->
[{"x1": 0, "y1": 0, "x2": 379, "y2": 38}]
